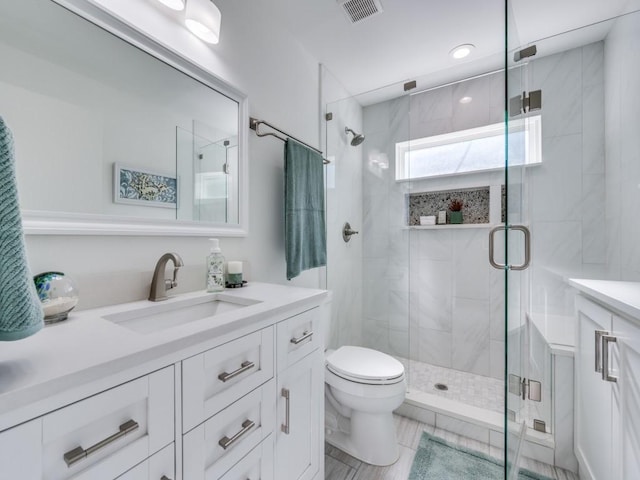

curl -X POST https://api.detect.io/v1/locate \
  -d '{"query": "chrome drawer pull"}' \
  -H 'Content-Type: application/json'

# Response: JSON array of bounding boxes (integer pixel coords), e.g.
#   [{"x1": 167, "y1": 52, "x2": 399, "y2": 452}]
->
[
  {"x1": 218, "y1": 419, "x2": 255, "y2": 450},
  {"x1": 602, "y1": 334, "x2": 618, "y2": 383},
  {"x1": 290, "y1": 331, "x2": 313, "y2": 345},
  {"x1": 281, "y1": 388, "x2": 290, "y2": 435},
  {"x1": 63, "y1": 419, "x2": 139, "y2": 467},
  {"x1": 218, "y1": 361, "x2": 255, "y2": 382}
]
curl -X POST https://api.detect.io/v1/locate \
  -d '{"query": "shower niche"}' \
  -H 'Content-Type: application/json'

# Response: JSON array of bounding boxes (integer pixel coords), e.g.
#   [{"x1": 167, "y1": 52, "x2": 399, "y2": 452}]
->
[{"x1": 407, "y1": 185, "x2": 505, "y2": 226}]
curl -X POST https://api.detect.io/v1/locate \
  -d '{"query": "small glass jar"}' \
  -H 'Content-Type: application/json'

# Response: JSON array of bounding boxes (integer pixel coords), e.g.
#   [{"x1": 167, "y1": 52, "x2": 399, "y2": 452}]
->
[{"x1": 33, "y1": 271, "x2": 79, "y2": 324}]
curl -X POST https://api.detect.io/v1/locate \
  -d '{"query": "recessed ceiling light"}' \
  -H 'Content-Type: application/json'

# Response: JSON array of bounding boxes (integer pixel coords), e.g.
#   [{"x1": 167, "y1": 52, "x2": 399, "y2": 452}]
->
[
  {"x1": 450, "y1": 44, "x2": 475, "y2": 60},
  {"x1": 459, "y1": 96, "x2": 473, "y2": 104},
  {"x1": 156, "y1": 0, "x2": 185, "y2": 11}
]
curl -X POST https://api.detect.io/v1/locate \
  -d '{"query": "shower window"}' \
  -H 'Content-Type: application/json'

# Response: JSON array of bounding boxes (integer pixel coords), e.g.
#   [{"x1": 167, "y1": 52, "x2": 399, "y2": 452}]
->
[{"x1": 395, "y1": 115, "x2": 541, "y2": 180}]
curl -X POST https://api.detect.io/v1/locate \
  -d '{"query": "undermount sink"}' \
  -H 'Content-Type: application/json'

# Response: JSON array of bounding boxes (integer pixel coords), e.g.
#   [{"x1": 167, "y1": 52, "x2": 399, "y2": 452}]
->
[{"x1": 103, "y1": 293, "x2": 261, "y2": 334}]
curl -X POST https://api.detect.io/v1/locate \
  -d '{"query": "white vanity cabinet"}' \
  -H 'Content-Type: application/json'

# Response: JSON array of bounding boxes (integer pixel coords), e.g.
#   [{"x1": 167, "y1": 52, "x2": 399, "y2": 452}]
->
[
  {"x1": 0, "y1": 285, "x2": 328, "y2": 480},
  {"x1": 275, "y1": 308, "x2": 324, "y2": 480},
  {"x1": 0, "y1": 366, "x2": 175, "y2": 480},
  {"x1": 574, "y1": 294, "x2": 640, "y2": 480}
]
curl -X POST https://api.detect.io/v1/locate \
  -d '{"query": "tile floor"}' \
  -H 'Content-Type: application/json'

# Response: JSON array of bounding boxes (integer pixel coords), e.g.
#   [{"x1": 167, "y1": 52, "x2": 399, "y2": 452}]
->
[
  {"x1": 324, "y1": 414, "x2": 580, "y2": 480},
  {"x1": 398, "y1": 357, "x2": 504, "y2": 414}
]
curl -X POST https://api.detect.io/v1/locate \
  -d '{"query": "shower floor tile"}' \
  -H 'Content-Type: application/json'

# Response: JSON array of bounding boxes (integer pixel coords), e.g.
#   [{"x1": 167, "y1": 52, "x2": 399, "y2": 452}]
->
[{"x1": 397, "y1": 357, "x2": 504, "y2": 414}]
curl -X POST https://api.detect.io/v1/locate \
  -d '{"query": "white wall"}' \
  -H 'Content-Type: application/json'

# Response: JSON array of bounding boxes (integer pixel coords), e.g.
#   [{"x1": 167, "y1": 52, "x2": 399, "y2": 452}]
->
[{"x1": 23, "y1": 0, "x2": 326, "y2": 309}]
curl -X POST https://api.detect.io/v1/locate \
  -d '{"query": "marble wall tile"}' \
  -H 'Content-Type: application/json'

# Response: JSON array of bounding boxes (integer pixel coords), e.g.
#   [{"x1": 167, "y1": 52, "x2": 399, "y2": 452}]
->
[
  {"x1": 582, "y1": 173, "x2": 606, "y2": 264},
  {"x1": 418, "y1": 327, "x2": 452, "y2": 368},
  {"x1": 582, "y1": 82, "x2": 605, "y2": 175},
  {"x1": 452, "y1": 298, "x2": 491, "y2": 376},
  {"x1": 417, "y1": 229, "x2": 453, "y2": 261},
  {"x1": 452, "y1": 75, "x2": 494, "y2": 132},
  {"x1": 414, "y1": 258, "x2": 452, "y2": 331},
  {"x1": 389, "y1": 289, "x2": 410, "y2": 331},
  {"x1": 362, "y1": 316, "x2": 388, "y2": 353},
  {"x1": 529, "y1": 134, "x2": 583, "y2": 223},
  {"x1": 532, "y1": 47, "x2": 583, "y2": 139},
  {"x1": 489, "y1": 340, "x2": 505, "y2": 380},
  {"x1": 452, "y1": 229, "x2": 491, "y2": 301}
]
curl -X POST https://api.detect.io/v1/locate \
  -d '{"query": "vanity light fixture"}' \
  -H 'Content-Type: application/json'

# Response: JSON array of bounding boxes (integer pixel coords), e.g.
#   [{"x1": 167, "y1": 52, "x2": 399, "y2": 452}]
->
[
  {"x1": 185, "y1": 0, "x2": 222, "y2": 44},
  {"x1": 156, "y1": 0, "x2": 185, "y2": 10},
  {"x1": 449, "y1": 44, "x2": 475, "y2": 60}
]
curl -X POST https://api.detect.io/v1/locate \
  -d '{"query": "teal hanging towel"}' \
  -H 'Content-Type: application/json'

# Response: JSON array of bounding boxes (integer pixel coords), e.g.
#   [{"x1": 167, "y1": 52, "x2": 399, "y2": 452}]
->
[
  {"x1": 0, "y1": 116, "x2": 44, "y2": 341},
  {"x1": 285, "y1": 139, "x2": 327, "y2": 280}
]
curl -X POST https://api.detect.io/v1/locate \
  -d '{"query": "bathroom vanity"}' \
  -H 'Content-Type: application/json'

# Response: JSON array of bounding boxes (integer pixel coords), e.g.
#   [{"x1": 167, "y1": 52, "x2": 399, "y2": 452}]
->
[
  {"x1": 570, "y1": 279, "x2": 640, "y2": 480},
  {"x1": 0, "y1": 283, "x2": 328, "y2": 480}
]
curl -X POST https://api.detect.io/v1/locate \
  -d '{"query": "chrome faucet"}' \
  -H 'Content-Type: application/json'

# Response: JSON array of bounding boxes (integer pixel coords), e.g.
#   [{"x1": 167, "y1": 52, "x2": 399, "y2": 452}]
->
[{"x1": 149, "y1": 252, "x2": 184, "y2": 302}]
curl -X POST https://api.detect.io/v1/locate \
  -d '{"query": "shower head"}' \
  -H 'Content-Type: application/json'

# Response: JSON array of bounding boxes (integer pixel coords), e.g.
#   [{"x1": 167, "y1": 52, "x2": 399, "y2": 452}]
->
[{"x1": 345, "y1": 127, "x2": 365, "y2": 146}]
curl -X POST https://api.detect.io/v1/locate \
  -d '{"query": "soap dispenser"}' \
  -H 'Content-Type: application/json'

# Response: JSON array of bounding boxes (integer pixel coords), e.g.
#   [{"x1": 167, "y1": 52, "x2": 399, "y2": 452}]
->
[{"x1": 206, "y1": 238, "x2": 225, "y2": 292}]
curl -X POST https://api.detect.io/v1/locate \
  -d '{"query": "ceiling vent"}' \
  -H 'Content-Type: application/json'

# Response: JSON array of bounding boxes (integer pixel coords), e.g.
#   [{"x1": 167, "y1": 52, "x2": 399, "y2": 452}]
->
[{"x1": 339, "y1": 0, "x2": 383, "y2": 24}]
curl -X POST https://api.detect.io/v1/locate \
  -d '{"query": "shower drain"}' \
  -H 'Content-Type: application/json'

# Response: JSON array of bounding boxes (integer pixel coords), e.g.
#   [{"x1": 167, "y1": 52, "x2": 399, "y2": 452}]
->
[{"x1": 434, "y1": 383, "x2": 449, "y2": 391}]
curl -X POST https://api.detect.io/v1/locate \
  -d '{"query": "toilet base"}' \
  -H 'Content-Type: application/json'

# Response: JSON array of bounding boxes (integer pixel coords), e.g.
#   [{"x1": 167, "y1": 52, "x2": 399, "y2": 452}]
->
[{"x1": 325, "y1": 410, "x2": 399, "y2": 466}]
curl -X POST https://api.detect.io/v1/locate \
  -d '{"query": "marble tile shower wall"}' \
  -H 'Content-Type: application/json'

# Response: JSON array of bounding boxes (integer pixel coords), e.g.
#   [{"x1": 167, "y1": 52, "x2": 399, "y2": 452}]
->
[
  {"x1": 361, "y1": 43, "x2": 605, "y2": 380},
  {"x1": 605, "y1": 12, "x2": 640, "y2": 281},
  {"x1": 526, "y1": 42, "x2": 606, "y2": 316}
]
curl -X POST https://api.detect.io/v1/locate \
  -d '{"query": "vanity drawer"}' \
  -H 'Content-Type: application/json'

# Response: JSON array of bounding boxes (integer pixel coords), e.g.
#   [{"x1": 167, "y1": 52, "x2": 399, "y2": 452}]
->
[
  {"x1": 218, "y1": 434, "x2": 273, "y2": 480},
  {"x1": 276, "y1": 307, "x2": 321, "y2": 372},
  {"x1": 182, "y1": 379, "x2": 275, "y2": 480},
  {"x1": 182, "y1": 327, "x2": 274, "y2": 433},
  {"x1": 42, "y1": 366, "x2": 174, "y2": 480},
  {"x1": 115, "y1": 443, "x2": 174, "y2": 480}
]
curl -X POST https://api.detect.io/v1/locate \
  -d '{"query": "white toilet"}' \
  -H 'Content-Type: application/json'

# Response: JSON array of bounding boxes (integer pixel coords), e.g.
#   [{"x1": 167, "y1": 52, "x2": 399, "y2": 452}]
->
[{"x1": 324, "y1": 344, "x2": 406, "y2": 466}]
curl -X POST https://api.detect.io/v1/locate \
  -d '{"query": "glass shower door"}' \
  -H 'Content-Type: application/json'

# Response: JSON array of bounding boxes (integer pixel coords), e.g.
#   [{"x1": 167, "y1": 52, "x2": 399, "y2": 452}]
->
[{"x1": 503, "y1": 4, "x2": 534, "y2": 476}]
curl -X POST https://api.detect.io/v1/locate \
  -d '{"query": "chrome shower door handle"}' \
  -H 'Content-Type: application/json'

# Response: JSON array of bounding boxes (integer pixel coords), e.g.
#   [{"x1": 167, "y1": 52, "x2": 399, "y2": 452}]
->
[
  {"x1": 489, "y1": 226, "x2": 507, "y2": 270},
  {"x1": 488, "y1": 225, "x2": 531, "y2": 271}
]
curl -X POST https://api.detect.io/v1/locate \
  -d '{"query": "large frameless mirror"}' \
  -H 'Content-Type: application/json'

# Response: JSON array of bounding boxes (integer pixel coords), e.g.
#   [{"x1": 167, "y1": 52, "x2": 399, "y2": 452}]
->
[{"x1": 0, "y1": 0, "x2": 248, "y2": 236}]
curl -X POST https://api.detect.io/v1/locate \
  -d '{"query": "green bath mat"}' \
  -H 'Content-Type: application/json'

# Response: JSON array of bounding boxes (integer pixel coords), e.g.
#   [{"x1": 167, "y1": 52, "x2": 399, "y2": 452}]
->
[{"x1": 408, "y1": 431, "x2": 553, "y2": 480}]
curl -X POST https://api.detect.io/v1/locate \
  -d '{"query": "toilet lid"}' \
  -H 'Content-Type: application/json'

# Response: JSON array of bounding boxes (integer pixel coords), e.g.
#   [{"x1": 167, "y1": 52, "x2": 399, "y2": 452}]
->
[{"x1": 326, "y1": 346, "x2": 405, "y2": 384}]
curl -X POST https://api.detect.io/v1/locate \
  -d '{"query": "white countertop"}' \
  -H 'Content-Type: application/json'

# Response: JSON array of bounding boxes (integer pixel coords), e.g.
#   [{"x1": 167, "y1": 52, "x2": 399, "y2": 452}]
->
[
  {"x1": 0, "y1": 283, "x2": 328, "y2": 431},
  {"x1": 568, "y1": 278, "x2": 640, "y2": 321}
]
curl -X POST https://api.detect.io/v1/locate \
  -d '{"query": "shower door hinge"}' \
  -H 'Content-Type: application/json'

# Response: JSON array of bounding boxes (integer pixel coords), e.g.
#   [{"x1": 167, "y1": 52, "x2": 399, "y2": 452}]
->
[
  {"x1": 514, "y1": 45, "x2": 537, "y2": 62},
  {"x1": 325, "y1": 112, "x2": 333, "y2": 121},
  {"x1": 509, "y1": 90, "x2": 542, "y2": 117},
  {"x1": 508, "y1": 374, "x2": 542, "y2": 402}
]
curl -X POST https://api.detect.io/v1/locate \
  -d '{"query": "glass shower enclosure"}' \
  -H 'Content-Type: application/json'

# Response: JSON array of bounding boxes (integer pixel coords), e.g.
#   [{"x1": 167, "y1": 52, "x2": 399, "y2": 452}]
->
[{"x1": 324, "y1": 1, "x2": 640, "y2": 477}]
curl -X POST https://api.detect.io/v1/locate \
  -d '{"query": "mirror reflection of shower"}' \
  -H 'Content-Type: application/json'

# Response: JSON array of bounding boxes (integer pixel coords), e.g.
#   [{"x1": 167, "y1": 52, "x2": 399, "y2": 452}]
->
[{"x1": 345, "y1": 126, "x2": 365, "y2": 146}]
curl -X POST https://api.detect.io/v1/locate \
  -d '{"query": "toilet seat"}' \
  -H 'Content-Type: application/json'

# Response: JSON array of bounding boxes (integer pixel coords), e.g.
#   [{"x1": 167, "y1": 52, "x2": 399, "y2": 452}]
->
[{"x1": 326, "y1": 346, "x2": 405, "y2": 385}]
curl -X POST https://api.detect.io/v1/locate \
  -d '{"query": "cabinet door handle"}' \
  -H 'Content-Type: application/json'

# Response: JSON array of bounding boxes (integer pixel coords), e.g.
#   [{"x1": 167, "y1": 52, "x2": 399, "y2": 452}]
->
[
  {"x1": 595, "y1": 330, "x2": 608, "y2": 373},
  {"x1": 218, "y1": 419, "x2": 255, "y2": 450},
  {"x1": 63, "y1": 419, "x2": 139, "y2": 467},
  {"x1": 602, "y1": 334, "x2": 618, "y2": 383},
  {"x1": 281, "y1": 388, "x2": 290, "y2": 434},
  {"x1": 218, "y1": 361, "x2": 255, "y2": 382},
  {"x1": 290, "y1": 331, "x2": 313, "y2": 345}
]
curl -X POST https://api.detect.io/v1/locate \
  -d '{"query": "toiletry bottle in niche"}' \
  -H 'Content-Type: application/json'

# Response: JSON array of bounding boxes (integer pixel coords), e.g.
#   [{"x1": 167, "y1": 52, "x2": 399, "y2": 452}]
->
[{"x1": 206, "y1": 238, "x2": 225, "y2": 292}]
